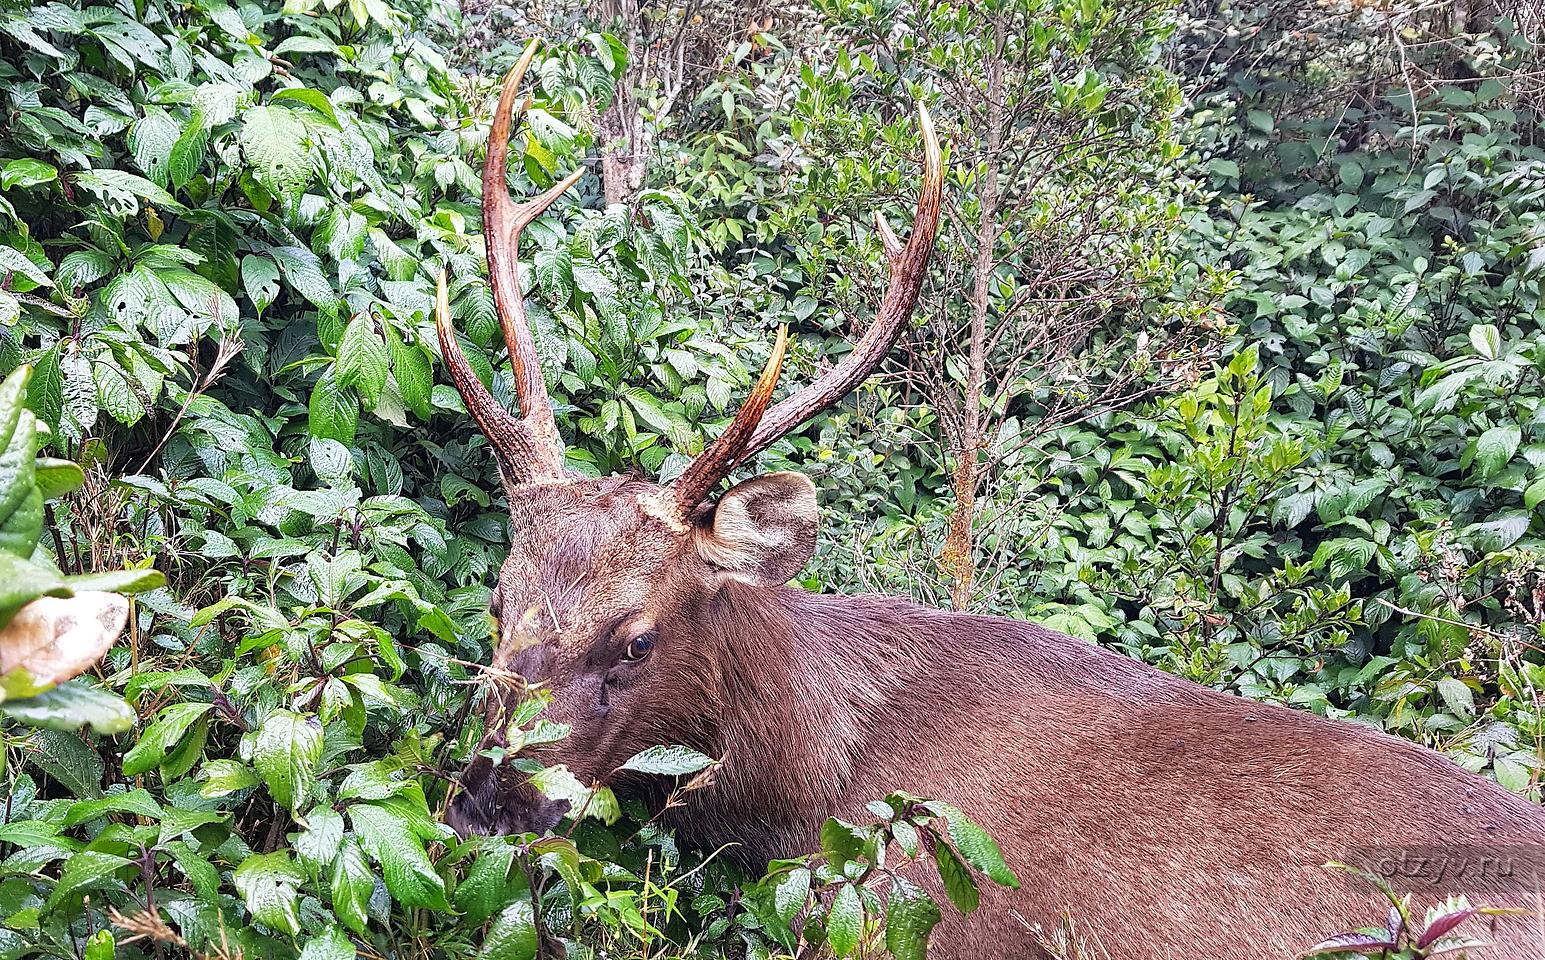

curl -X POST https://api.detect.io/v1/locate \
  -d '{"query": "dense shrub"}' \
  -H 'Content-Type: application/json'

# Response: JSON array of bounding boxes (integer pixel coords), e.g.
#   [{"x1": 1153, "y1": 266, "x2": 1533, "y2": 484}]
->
[{"x1": 0, "y1": 0, "x2": 1014, "y2": 956}]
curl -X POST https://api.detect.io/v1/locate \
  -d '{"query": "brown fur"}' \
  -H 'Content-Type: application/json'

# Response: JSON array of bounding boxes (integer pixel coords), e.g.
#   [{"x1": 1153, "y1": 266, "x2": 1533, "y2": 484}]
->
[{"x1": 449, "y1": 474, "x2": 1545, "y2": 959}]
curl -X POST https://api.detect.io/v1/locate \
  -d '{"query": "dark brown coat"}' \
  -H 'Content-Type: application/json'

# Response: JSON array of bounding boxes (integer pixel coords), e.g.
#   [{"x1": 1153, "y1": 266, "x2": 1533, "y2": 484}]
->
[{"x1": 448, "y1": 476, "x2": 1545, "y2": 960}]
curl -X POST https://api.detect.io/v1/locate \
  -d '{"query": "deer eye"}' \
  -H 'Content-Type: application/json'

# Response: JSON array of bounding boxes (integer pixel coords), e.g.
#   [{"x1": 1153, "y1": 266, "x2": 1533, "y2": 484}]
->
[{"x1": 622, "y1": 630, "x2": 657, "y2": 663}]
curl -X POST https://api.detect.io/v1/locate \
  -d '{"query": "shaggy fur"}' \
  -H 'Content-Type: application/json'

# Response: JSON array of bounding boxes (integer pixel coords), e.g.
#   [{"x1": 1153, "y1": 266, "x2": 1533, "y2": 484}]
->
[{"x1": 449, "y1": 474, "x2": 1545, "y2": 960}]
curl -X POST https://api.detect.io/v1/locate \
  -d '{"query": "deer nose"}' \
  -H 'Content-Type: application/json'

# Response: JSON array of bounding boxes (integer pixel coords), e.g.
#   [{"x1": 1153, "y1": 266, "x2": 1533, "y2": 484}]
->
[{"x1": 447, "y1": 758, "x2": 572, "y2": 838}]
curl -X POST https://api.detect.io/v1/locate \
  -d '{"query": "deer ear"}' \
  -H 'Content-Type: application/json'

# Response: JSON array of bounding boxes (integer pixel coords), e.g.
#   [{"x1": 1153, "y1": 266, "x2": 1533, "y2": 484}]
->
[{"x1": 696, "y1": 472, "x2": 818, "y2": 584}]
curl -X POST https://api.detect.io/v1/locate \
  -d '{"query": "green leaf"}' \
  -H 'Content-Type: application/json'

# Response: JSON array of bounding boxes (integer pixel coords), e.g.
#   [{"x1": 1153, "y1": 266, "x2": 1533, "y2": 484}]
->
[
  {"x1": 242, "y1": 254, "x2": 281, "y2": 312},
  {"x1": 166, "y1": 840, "x2": 221, "y2": 899},
  {"x1": 44, "y1": 850, "x2": 133, "y2": 912},
  {"x1": 331, "y1": 837, "x2": 376, "y2": 935},
  {"x1": 161, "y1": 710, "x2": 209, "y2": 777},
  {"x1": 95, "y1": 360, "x2": 145, "y2": 425},
  {"x1": 1469, "y1": 323, "x2": 1501, "y2": 360},
  {"x1": 527, "y1": 765, "x2": 621, "y2": 824},
  {"x1": 1, "y1": 159, "x2": 57, "y2": 190},
  {"x1": 65, "y1": 568, "x2": 165, "y2": 594},
  {"x1": 1436, "y1": 677, "x2": 1475, "y2": 718},
  {"x1": 0, "y1": 246, "x2": 50, "y2": 288},
  {"x1": 253, "y1": 709, "x2": 322, "y2": 811},
  {"x1": 294, "y1": 805, "x2": 345, "y2": 872},
  {"x1": 1207, "y1": 158, "x2": 1239, "y2": 179},
  {"x1": 883, "y1": 877, "x2": 941, "y2": 960},
  {"x1": 827, "y1": 882, "x2": 863, "y2": 956},
  {"x1": 156, "y1": 808, "x2": 226, "y2": 847},
  {"x1": 129, "y1": 110, "x2": 181, "y2": 187},
  {"x1": 821, "y1": 818, "x2": 866, "y2": 873},
  {"x1": 388, "y1": 328, "x2": 432, "y2": 419},
  {"x1": 933, "y1": 840, "x2": 980, "y2": 914},
  {"x1": 456, "y1": 843, "x2": 527, "y2": 926},
  {"x1": 234, "y1": 851, "x2": 304, "y2": 936},
  {"x1": 298, "y1": 925, "x2": 356, "y2": 960},
  {"x1": 480, "y1": 901, "x2": 538, "y2": 960},
  {"x1": 62, "y1": 787, "x2": 163, "y2": 826},
  {"x1": 349, "y1": 801, "x2": 449, "y2": 909},
  {"x1": 1526, "y1": 476, "x2": 1545, "y2": 511},
  {"x1": 616, "y1": 744, "x2": 715, "y2": 776},
  {"x1": 198, "y1": 758, "x2": 259, "y2": 798},
  {"x1": 773, "y1": 866, "x2": 810, "y2": 927},
  {"x1": 535, "y1": 248, "x2": 574, "y2": 301},
  {"x1": 934, "y1": 804, "x2": 1019, "y2": 888},
  {"x1": 122, "y1": 701, "x2": 213, "y2": 776},
  {"x1": 271, "y1": 88, "x2": 341, "y2": 129},
  {"x1": 1474, "y1": 424, "x2": 1520, "y2": 478},
  {"x1": 309, "y1": 373, "x2": 359, "y2": 443},
  {"x1": 271, "y1": 245, "x2": 340, "y2": 310},
  {"x1": 337, "y1": 313, "x2": 389, "y2": 408},
  {"x1": 0, "y1": 682, "x2": 134, "y2": 733},
  {"x1": 84, "y1": 930, "x2": 114, "y2": 960},
  {"x1": 28, "y1": 728, "x2": 105, "y2": 796},
  {"x1": 169, "y1": 116, "x2": 210, "y2": 190},
  {"x1": 240, "y1": 105, "x2": 311, "y2": 202},
  {"x1": 1468, "y1": 513, "x2": 1530, "y2": 551},
  {"x1": 34, "y1": 458, "x2": 84, "y2": 500},
  {"x1": 73, "y1": 170, "x2": 181, "y2": 216},
  {"x1": 0, "y1": 366, "x2": 43, "y2": 557},
  {"x1": 27, "y1": 348, "x2": 61, "y2": 430}
]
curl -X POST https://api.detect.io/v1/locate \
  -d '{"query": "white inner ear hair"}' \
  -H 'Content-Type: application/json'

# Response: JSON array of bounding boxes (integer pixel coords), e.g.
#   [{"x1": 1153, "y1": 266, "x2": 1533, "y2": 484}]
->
[{"x1": 698, "y1": 494, "x2": 784, "y2": 571}]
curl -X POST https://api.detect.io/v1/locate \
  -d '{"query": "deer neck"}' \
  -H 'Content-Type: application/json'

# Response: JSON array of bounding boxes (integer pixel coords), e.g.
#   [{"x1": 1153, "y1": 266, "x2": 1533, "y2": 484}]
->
[{"x1": 672, "y1": 584, "x2": 937, "y2": 861}]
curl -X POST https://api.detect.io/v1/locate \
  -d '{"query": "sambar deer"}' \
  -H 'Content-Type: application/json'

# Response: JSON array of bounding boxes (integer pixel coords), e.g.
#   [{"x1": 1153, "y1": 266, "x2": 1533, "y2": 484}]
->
[{"x1": 442, "y1": 42, "x2": 1545, "y2": 960}]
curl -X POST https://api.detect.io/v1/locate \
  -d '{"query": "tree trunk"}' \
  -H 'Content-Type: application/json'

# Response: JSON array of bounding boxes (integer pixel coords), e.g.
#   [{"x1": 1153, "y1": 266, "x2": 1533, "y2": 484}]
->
[
  {"x1": 942, "y1": 30, "x2": 1006, "y2": 611},
  {"x1": 597, "y1": 0, "x2": 646, "y2": 207}
]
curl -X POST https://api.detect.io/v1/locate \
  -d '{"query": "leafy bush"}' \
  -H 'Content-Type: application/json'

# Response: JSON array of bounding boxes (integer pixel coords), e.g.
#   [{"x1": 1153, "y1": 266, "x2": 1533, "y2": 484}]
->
[
  {"x1": 0, "y1": 365, "x2": 162, "y2": 733},
  {"x1": 0, "y1": 0, "x2": 1014, "y2": 956}
]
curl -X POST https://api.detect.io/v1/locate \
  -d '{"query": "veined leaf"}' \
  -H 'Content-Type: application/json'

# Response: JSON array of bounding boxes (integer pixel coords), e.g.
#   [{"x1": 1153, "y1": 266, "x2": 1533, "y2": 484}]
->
[
  {"x1": 349, "y1": 800, "x2": 450, "y2": 910},
  {"x1": 337, "y1": 313, "x2": 389, "y2": 408},
  {"x1": 240, "y1": 105, "x2": 311, "y2": 203},
  {"x1": 234, "y1": 851, "x2": 304, "y2": 936},
  {"x1": 827, "y1": 883, "x2": 863, "y2": 956},
  {"x1": 617, "y1": 744, "x2": 716, "y2": 776},
  {"x1": 883, "y1": 876, "x2": 942, "y2": 960},
  {"x1": 252, "y1": 709, "x2": 322, "y2": 811},
  {"x1": 122, "y1": 701, "x2": 213, "y2": 776}
]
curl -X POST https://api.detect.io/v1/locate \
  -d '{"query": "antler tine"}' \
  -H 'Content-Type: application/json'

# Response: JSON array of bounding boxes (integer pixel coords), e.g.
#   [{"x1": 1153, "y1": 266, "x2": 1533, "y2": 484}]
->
[
  {"x1": 672, "y1": 326, "x2": 789, "y2": 511},
  {"x1": 742, "y1": 103, "x2": 944, "y2": 466},
  {"x1": 435, "y1": 270, "x2": 555, "y2": 484},
  {"x1": 484, "y1": 37, "x2": 583, "y2": 471},
  {"x1": 873, "y1": 211, "x2": 904, "y2": 260}
]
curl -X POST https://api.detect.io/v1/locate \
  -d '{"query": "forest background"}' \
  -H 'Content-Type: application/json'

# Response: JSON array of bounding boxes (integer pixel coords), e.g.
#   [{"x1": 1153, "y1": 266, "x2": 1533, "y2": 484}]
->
[{"x1": 0, "y1": 0, "x2": 1543, "y2": 957}]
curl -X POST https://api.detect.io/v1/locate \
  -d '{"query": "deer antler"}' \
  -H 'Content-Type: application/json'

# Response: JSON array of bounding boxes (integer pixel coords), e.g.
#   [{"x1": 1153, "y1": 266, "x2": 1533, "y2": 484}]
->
[
  {"x1": 437, "y1": 37, "x2": 580, "y2": 485},
  {"x1": 672, "y1": 103, "x2": 945, "y2": 512},
  {"x1": 672, "y1": 326, "x2": 789, "y2": 509}
]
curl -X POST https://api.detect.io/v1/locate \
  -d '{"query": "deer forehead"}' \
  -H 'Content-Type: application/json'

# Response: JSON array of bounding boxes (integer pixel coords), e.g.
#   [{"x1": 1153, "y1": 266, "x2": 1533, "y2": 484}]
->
[{"x1": 498, "y1": 489, "x2": 688, "y2": 639}]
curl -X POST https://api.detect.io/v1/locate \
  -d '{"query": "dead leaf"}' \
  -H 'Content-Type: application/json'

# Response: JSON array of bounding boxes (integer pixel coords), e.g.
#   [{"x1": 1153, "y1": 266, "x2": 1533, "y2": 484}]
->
[{"x1": 0, "y1": 591, "x2": 129, "y2": 695}]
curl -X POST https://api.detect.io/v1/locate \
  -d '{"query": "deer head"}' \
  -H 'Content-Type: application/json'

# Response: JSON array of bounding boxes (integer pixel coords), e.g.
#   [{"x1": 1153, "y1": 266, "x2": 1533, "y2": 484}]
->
[{"x1": 443, "y1": 39, "x2": 943, "y2": 837}]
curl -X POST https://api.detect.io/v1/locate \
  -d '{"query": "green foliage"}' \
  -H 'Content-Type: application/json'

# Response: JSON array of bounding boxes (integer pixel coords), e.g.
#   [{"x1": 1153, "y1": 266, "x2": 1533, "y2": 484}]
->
[
  {"x1": 0, "y1": 0, "x2": 1015, "y2": 956},
  {"x1": 0, "y1": 366, "x2": 160, "y2": 727}
]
